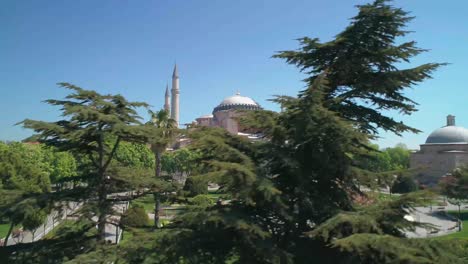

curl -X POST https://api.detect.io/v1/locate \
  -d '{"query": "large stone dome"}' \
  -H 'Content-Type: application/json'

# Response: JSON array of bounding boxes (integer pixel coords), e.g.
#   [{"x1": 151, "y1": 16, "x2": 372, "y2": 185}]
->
[
  {"x1": 425, "y1": 116, "x2": 468, "y2": 144},
  {"x1": 213, "y1": 92, "x2": 261, "y2": 113}
]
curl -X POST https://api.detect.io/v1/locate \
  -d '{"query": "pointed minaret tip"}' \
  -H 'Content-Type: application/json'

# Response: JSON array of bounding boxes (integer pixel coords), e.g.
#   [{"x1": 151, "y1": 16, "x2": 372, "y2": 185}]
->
[
  {"x1": 172, "y1": 64, "x2": 179, "y2": 78},
  {"x1": 165, "y1": 83, "x2": 169, "y2": 96}
]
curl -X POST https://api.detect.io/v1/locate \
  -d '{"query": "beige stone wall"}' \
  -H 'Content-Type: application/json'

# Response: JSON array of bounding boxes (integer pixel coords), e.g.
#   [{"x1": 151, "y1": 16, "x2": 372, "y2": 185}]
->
[
  {"x1": 195, "y1": 117, "x2": 213, "y2": 127},
  {"x1": 213, "y1": 110, "x2": 239, "y2": 134},
  {"x1": 410, "y1": 144, "x2": 468, "y2": 185}
]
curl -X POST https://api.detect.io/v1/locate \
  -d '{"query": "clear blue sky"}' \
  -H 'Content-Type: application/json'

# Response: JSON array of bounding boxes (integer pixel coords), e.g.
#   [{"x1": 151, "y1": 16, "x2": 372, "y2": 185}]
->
[{"x1": 1, "y1": 0, "x2": 467, "y2": 149}]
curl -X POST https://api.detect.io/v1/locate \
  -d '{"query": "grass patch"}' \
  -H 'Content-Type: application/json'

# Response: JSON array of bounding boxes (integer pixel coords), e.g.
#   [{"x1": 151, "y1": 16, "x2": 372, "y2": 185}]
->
[
  {"x1": 364, "y1": 191, "x2": 399, "y2": 203},
  {"x1": 0, "y1": 223, "x2": 11, "y2": 239},
  {"x1": 433, "y1": 210, "x2": 468, "y2": 240},
  {"x1": 44, "y1": 219, "x2": 96, "y2": 240},
  {"x1": 44, "y1": 220, "x2": 77, "y2": 239},
  {"x1": 131, "y1": 194, "x2": 155, "y2": 213},
  {"x1": 120, "y1": 227, "x2": 152, "y2": 244}
]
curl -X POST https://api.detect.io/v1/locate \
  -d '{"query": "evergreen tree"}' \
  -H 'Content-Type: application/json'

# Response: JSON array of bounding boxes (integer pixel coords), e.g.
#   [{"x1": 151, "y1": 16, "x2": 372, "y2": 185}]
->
[
  {"x1": 391, "y1": 174, "x2": 418, "y2": 194},
  {"x1": 146, "y1": 1, "x2": 451, "y2": 263},
  {"x1": 274, "y1": 0, "x2": 444, "y2": 137},
  {"x1": 20, "y1": 83, "x2": 148, "y2": 241}
]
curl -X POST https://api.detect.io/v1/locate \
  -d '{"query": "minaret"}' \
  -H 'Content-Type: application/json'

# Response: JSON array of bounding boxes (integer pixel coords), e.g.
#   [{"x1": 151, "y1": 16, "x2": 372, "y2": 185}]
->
[
  {"x1": 171, "y1": 64, "x2": 180, "y2": 126},
  {"x1": 164, "y1": 84, "x2": 170, "y2": 113}
]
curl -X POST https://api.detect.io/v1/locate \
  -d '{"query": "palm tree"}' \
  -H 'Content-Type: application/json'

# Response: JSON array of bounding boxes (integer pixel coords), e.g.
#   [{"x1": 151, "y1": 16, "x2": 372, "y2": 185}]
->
[{"x1": 146, "y1": 109, "x2": 177, "y2": 228}]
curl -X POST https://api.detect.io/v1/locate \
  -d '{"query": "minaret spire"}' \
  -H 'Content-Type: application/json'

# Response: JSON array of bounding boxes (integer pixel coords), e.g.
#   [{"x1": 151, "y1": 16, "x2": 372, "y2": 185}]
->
[
  {"x1": 164, "y1": 83, "x2": 170, "y2": 113},
  {"x1": 171, "y1": 64, "x2": 180, "y2": 126},
  {"x1": 172, "y1": 63, "x2": 179, "y2": 78}
]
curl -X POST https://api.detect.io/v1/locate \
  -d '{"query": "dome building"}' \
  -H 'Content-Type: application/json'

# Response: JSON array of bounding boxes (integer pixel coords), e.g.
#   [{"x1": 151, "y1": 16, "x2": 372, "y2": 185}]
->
[
  {"x1": 195, "y1": 92, "x2": 262, "y2": 135},
  {"x1": 410, "y1": 115, "x2": 468, "y2": 185}
]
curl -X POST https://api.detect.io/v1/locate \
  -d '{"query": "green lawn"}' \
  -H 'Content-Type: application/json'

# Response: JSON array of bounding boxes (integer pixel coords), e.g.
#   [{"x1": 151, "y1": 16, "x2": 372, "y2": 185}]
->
[
  {"x1": 120, "y1": 226, "x2": 157, "y2": 244},
  {"x1": 44, "y1": 220, "x2": 75, "y2": 239},
  {"x1": 131, "y1": 194, "x2": 155, "y2": 213},
  {"x1": 0, "y1": 223, "x2": 11, "y2": 238},
  {"x1": 363, "y1": 191, "x2": 399, "y2": 204},
  {"x1": 131, "y1": 194, "x2": 186, "y2": 216},
  {"x1": 433, "y1": 210, "x2": 468, "y2": 240}
]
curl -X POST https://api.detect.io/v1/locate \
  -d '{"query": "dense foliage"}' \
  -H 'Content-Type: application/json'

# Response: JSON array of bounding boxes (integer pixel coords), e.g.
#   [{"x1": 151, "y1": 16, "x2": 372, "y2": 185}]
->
[
  {"x1": 120, "y1": 205, "x2": 150, "y2": 228},
  {"x1": 359, "y1": 143, "x2": 411, "y2": 173},
  {"x1": 439, "y1": 167, "x2": 468, "y2": 218},
  {"x1": 20, "y1": 83, "x2": 149, "y2": 241},
  {"x1": 391, "y1": 175, "x2": 418, "y2": 194},
  {"x1": 182, "y1": 177, "x2": 208, "y2": 197}
]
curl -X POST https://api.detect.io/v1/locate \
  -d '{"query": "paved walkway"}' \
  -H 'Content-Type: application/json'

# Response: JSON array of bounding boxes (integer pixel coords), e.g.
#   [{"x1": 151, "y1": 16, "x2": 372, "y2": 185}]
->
[
  {"x1": 406, "y1": 206, "x2": 459, "y2": 238},
  {"x1": 4, "y1": 201, "x2": 82, "y2": 246},
  {"x1": 3, "y1": 192, "x2": 132, "y2": 246},
  {"x1": 102, "y1": 201, "x2": 128, "y2": 244}
]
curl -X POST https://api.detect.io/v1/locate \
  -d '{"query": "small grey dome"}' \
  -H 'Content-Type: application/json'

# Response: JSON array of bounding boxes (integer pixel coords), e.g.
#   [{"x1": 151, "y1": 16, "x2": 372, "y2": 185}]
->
[{"x1": 425, "y1": 126, "x2": 468, "y2": 144}]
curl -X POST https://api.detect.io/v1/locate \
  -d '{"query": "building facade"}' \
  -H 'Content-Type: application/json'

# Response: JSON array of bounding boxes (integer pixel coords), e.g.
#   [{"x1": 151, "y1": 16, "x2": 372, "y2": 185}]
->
[
  {"x1": 410, "y1": 115, "x2": 468, "y2": 185},
  {"x1": 161, "y1": 65, "x2": 262, "y2": 138},
  {"x1": 194, "y1": 92, "x2": 262, "y2": 135}
]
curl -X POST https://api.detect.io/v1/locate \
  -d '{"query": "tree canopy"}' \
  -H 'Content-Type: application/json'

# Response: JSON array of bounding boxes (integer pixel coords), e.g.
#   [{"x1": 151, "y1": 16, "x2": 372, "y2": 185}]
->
[{"x1": 20, "y1": 83, "x2": 149, "y2": 241}]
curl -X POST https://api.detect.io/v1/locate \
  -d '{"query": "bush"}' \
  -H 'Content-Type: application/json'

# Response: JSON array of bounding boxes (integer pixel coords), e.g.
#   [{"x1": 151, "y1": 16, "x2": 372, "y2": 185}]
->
[
  {"x1": 191, "y1": 195, "x2": 213, "y2": 207},
  {"x1": 391, "y1": 175, "x2": 418, "y2": 194},
  {"x1": 120, "y1": 205, "x2": 150, "y2": 228},
  {"x1": 183, "y1": 177, "x2": 207, "y2": 197}
]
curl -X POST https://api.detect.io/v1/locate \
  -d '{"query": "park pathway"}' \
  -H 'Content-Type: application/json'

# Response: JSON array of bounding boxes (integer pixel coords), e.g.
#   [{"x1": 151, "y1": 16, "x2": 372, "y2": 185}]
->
[
  {"x1": 3, "y1": 191, "x2": 132, "y2": 246},
  {"x1": 4, "y1": 201, "x2": 82, "y2": 246},
  {"x1": 406, "y1": 204, "x2": 461, "y2": 238}
]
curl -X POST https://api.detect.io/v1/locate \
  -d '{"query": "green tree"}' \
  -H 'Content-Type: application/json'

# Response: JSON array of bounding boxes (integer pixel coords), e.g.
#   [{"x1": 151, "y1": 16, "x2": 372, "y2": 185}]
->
[
  {"x1": 162, "y1": 148, "x2": 200, "y2": 182},
  {"x1": 146, "y1": 109, "x2": 177, "y2": 178},
  {"x1": 439, "y1": 167, "x2": 468, "y2": 219},
  {"x1": 120, "y1": 205, "x2": 150, "y2": 228},
  {"x1": 22, "y1": 210, "x2": 47, "y2": 242},
  {"x1": 274, "y1": 1, "x2": 444, "y2": 137},
  {"x1": 0, "y1": 143, "x2": 51, "y2": 193},
  {"x1": 41, "y1": 146, "x2": 79, "y2": 189},
  {"x1": 145, "y1": 1, "x2": 447, "y2": 263},
  {"x1": 144, "y1": 109, "x2": 178, "y2": 228},
  {"x1": 182, "y1": 177, "x2": 208, "y2": 197},
  {"x1": 0, "y1": 142, "x2": 52, "y2": 246},
  {"x1": 390, "y1": 174, "x2": 418, "y2": 194},
  {"x1": 20, "y1": 83, "x2": 147, "y2": 241},
  {"x1": 114, "y1": 142, "x2": 154, "y2": 169}
]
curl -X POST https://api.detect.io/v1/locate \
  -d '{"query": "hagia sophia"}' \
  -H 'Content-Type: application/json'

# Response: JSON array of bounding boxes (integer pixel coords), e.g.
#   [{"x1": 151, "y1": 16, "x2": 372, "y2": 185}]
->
[
  {"x1": 411, "y1": 115, "x2": 468, "y2": 185},
  {"x1": 164, "y1": 64, "x2": 468, "y2": 185},
  {"x1": 163, "y1": 64, "x2": 262, "y2": 138}
]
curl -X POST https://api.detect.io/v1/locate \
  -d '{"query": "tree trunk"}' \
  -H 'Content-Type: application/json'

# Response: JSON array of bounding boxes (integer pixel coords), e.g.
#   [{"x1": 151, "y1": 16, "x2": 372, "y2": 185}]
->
[
  {"x1": 3, "y1": 222, "x2": 14, "y2": 247},
  {"x1": 155, "y1": 151, "x2": 162, "y2": 177},
  {"x1": 98, "y1": 193, "x2": 107, "y2": 241},
  {"x1": 153, "y1": 150, "x2": 162, "y2": 229},
  {"x1": 154, "y1": 192, "x2": 161, "y2": 229},
  {"x1": 97, "y1": 169, "x2": 108, "y2": 242}
]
